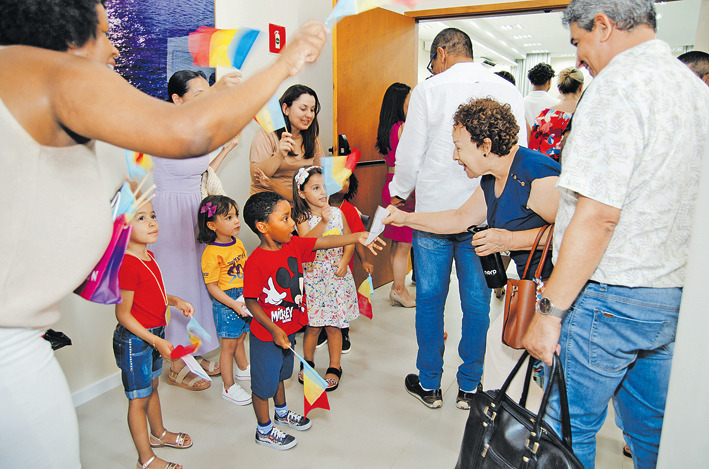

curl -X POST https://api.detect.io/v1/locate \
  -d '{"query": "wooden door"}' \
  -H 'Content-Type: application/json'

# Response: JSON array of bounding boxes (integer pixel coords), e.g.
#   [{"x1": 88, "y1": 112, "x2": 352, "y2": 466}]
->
[{"x1": 333, "y1": 7, "x2": 416, "y2": 288}]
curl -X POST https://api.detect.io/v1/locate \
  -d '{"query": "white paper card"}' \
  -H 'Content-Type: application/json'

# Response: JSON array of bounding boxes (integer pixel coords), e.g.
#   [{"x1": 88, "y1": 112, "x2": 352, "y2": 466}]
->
[
  {"x1": 181, "y1": 354, "x2": 212, "y2": 382},
  {"x1": 236, "y1": 295, "x2": 252, "y2": 317},
  {"x1": 365, "y1": 206, "x2": 389, "y2": 245}
]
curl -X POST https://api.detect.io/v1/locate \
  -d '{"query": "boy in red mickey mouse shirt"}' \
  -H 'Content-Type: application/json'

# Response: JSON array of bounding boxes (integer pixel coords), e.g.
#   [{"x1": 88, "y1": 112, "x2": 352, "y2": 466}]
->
[{"x1": 242, "y1": 191, "x2": 383, "y2": 451}]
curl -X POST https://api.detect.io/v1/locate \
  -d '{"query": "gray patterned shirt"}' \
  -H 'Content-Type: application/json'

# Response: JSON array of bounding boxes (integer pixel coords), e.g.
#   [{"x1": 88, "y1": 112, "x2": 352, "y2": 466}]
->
[{"x1": 553, "y1": 39, "x2": 709, "y2": 288}]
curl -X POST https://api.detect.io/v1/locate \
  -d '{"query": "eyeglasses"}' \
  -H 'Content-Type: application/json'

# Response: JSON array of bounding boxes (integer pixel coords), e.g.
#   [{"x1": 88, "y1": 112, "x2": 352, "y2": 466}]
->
[{"x1": 426, "y1": 46, "x2": 445, "y2": 74}]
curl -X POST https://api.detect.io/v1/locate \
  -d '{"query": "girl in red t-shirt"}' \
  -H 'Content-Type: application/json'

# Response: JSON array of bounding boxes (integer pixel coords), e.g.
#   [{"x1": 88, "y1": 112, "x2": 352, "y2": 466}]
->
[{"x1": 114, "y1": 202, "x2": 195, "y2": 469}]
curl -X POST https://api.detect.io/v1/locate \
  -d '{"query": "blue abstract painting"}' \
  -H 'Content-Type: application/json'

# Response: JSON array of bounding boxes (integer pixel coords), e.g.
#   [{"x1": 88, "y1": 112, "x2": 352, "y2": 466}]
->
[{"x1": 105, "y1": 0, "x2": 215, "y2": 100}]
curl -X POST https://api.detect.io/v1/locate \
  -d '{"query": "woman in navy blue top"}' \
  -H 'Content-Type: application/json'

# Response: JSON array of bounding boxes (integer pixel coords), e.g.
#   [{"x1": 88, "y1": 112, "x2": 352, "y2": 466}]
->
[{"x1": 383, "y1": 97, "x2": 560, "y2": 280}]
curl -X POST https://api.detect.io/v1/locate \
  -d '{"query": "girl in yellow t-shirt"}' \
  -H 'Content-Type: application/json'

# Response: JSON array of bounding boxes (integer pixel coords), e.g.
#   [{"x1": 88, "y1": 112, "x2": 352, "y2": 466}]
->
[{"x1": 198, "y1": 195, "x2": 251, "y2": 406}]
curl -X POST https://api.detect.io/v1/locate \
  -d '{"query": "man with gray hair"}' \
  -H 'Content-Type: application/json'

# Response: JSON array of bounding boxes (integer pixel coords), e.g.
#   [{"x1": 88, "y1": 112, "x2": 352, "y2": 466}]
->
[
  {"x1": 678, "y1": 50, "x2": 709, "y2": 86},
  {"x1": 523, "y1": 1, "x2": 709, "y2": 467}
]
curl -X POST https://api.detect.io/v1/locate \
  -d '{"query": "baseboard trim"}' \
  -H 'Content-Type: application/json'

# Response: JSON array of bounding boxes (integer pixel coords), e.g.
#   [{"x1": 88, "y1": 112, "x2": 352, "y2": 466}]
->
[{"x1": 72, "y1": 371, "x2": 122, "y2": 407}]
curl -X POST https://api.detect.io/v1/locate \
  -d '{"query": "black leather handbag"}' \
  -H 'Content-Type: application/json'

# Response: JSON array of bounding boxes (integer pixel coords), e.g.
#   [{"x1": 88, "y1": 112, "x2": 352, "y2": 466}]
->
[{"x1": 455, "y1": 352, "x2": 582, "y2": 469}]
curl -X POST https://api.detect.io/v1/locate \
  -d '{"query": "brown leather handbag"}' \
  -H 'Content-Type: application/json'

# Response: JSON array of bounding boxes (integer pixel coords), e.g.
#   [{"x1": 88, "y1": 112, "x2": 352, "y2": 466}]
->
[{"x1": 503, "y1": 224, "x2": 553, "y2": 349}]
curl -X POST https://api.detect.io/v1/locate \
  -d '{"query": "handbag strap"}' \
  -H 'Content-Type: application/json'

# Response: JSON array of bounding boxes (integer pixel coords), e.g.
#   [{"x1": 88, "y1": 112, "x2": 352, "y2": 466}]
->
[
  {"x1": 497, "y1": 352, "x2": 574, "y2": 451},
  {"x1": 533, "y1": 224, "x2": 554, "y2": 279},
  {"x1": 533, "y1": 353, "x2": 573, "y2": 449},
  {"x1": 521, "y1": 225, "x2": 550, "y2": 280}
]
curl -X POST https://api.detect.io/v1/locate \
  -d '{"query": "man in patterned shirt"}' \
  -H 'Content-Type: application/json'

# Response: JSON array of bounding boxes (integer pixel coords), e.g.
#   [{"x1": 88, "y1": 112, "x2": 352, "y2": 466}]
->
[{"x1": 523, "y1": 1, "x2": 709, "y2": 468}]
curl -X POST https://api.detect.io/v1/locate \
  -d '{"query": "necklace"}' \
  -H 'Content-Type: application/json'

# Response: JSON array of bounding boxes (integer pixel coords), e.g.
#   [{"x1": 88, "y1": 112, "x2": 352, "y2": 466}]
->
[{"x1": 125, "y1": 250, "x2": 168, "y2": 307}]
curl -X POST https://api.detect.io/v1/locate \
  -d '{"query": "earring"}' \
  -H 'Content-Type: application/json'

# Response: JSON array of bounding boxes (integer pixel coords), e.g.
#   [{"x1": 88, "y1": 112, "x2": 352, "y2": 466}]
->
[{"x1": 483, "y1": 153, "x2": 488, "y2": 157}]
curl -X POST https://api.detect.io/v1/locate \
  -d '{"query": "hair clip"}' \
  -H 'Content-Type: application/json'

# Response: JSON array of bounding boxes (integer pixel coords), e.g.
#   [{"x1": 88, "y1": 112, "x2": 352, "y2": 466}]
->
[
  {"x1": 201, "y1": 202, "x2": 217, "y2": 218},
  {"x1": 294, "y1": 166, "x2": 318, "y2": 189}
]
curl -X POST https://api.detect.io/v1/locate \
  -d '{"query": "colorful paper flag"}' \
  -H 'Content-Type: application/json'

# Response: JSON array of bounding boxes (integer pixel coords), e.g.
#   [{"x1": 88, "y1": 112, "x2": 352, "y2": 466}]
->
[
  {"x1": 188, "y1": 26, "x2": 260, "y2": 69},
  {"x1": 125, "y1": 150, "x2": 154, "y2": 180},
  {"x1": 171, "y1": 317, "x2": 213, "y2": 359},
  {"x1": 110, "y1": 182, "x2": 137, "y2": 221},
  {"x1": 325, "y1": 0, "x2": 384, "y2": 27},
  {"x1": 357, "y1": 274, "x2": 374, "y2": 319},
  {"x1": 254, "y1": 95, "x2": 287, "y2": 133},
  {"x1": 291, "y1": 348, "x2": 330, "y2": 417},
  {"x1": 320, "y1": 148, "x2": 361, "y2": 196}
]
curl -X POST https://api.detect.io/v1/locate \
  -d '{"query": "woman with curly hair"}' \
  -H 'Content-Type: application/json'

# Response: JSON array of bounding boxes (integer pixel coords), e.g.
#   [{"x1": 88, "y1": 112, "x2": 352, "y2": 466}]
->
[{"x1": 384, "y1": 97, "x2": 560, "y2": 283}]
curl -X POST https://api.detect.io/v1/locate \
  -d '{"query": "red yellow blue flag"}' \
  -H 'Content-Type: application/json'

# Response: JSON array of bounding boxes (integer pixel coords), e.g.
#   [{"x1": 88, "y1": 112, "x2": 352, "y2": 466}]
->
[
  {"x1": 254, "y1": 95, "x2": 287, "y2": 133},
  {"x1": 188, "y1": 26, "x2": 260, "y2": 69},
  {"x1": 357, "y1": 274, "x2": 374, "y2": 319},
  {"x1": 291, "y1": 347, "x2": 330, "y2": 417},
  {"x1": 125, "y1": 150, "x2": 154, "y2": 180},
  {"x1": 171, "y1": 317, "x2": 213, "y2": 359},
  {"x1": 320, "y1": 149, "x2": 361, "y2": 197}
]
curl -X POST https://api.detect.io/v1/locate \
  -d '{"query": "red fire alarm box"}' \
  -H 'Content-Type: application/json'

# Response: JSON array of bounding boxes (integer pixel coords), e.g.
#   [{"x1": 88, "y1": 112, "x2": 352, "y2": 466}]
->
[{"x1": 269, "y1": 24, "x2": 285, "y2": 54}]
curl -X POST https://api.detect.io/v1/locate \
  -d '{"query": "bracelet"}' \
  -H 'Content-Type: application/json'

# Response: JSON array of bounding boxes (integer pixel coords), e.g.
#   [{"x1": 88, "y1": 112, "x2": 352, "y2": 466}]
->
[{"x1": 152, "y1": 336, "x2": 157, "y2": 349}]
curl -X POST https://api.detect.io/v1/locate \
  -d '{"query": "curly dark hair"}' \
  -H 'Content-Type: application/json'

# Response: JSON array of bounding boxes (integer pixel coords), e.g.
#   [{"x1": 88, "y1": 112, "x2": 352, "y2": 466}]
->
[
  {"x1": 453, "y1": 98, "x2": 519, "y2": 156},
  {"x1": 527, "y1": 63, "x2": 555, "y2": 86},
  {"x1": 0, "y1": 0, "x2": 104, "y2": 51},
  {"x1": 243, "y1": 191, "x2": 286, "y2": 235}
]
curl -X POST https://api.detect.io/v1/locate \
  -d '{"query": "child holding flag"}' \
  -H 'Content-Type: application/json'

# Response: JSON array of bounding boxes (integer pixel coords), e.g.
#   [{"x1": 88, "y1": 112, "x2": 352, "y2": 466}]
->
[
  {"x1": 318, "y1": 172, "x2": 374, "y2": 352},
  {"x1": 197, "y1": 195, "x2": 252, "y2": 406},
  {"x1": 292, "y1": 166, "x2": 360, "y2": 391},
  {"x1": 242, "y1": 191, "x2": 383, "y2": 450},
  {"x1": 114, "y1": 202, "x2": 194, "y2": 469}
]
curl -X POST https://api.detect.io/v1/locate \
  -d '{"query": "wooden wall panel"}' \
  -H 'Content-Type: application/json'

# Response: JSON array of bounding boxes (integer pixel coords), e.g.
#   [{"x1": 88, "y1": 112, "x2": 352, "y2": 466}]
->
[{"x1": 333, "y1": 7, "x2": 416, "y2": 288}]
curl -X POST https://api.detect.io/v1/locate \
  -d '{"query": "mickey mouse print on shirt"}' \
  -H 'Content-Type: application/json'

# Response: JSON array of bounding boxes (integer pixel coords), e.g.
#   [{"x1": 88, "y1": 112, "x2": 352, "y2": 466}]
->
[{"x1": 243, "y1": 236, "x2": 318, "y2": 342}]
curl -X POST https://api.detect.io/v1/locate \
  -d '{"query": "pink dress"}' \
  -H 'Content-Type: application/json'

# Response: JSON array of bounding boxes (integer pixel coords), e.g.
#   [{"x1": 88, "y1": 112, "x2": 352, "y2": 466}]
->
[{"x1": 381, "y1": 121, "x2": 415, "y2": 243}]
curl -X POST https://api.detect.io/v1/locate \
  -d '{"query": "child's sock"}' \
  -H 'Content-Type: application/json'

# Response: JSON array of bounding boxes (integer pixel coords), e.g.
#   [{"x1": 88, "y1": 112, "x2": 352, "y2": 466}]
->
[
  {"x1": 275, "y1": 403, "x2": 288, "y2": 419},
  {"x1": 257, "y1": 420, "x2": 273, "y2": 435}
]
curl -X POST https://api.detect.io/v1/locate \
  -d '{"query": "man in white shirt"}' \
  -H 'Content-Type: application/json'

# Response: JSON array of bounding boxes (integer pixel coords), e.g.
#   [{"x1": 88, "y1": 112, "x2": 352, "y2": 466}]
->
[
  {"x1": 389, "y1": 28, "x2": 525, "y2": 410},
  {"x1": 523, "y1": 63, "x2": 559, "y2": 128},
  {"x1": 523, "y1": 1, "x2": 709, "y2": 467}
]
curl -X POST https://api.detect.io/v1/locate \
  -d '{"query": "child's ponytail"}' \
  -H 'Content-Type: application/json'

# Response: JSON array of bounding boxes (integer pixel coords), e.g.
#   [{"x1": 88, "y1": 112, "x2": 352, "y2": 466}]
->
[{"x1": 197, "y1": 195, "x2": 238, "y2": 244}]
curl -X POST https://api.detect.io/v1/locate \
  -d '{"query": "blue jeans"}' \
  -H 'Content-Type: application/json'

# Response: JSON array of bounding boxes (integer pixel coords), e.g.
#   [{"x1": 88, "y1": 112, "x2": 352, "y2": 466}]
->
[
  {"x1": 412, "y1": 230, "x2": 490, "y2": 391},
  {"x1": 545, "y1": 282, "x2": 680, "y2": 469},
  {"x1": 113, "y1": 325, "x2": 164, "y2": 399}
]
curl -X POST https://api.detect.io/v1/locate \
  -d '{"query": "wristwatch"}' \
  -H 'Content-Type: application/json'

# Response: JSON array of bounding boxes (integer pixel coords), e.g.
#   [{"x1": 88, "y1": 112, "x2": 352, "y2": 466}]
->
[{"x1": 538, "y1": 297, "x2": 566, "y2": 318}]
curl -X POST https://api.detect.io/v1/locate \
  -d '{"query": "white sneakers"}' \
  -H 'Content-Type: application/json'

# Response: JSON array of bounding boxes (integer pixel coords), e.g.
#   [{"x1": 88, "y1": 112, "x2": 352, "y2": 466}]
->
[
  {"x1": 222, "y1": 383, "x2": 251, "y2": 406},
  {"x1": 235, "y1": 364, "x2": 251, "y2": 381}
]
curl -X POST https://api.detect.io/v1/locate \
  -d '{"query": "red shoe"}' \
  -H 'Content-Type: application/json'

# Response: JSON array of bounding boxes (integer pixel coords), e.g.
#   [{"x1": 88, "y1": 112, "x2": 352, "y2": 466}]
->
[{"x1": 443, "y1": 331, "x2": 448, "y2": 341}]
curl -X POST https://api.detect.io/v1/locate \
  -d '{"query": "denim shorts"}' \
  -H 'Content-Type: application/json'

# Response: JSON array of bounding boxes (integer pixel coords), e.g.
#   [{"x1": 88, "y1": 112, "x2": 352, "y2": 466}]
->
[
  {"x1": 113, "y1": 324, "x2": 164, "y2": 400},
  {"x1": 213, "y1": 287, "x2": 250, "y2": 339},
  {"x1": 249, "y1": 332, "x2": 295, "y2": 400}
]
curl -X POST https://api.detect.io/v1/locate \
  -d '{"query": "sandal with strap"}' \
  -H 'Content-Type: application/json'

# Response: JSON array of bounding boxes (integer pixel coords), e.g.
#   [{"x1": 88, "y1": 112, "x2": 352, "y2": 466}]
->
[
  {"x1": 137, "y1": 455, "x2": 181, "y2": 469},
  {"x1": 297, "y1": 360, "x2": 315, "y2": 384},
  {"x1": 167, "y1": 367, "x2": 210, "y2": 391},
  {"x1": 149, "y1": 429, "x2": 192, "y2": 449},
  {"x1": 195, "y1": 357, "x2": 221, "y2": 376},
  {"x1": 325, "y1": 367, "x2": 342, "y2": 392}
]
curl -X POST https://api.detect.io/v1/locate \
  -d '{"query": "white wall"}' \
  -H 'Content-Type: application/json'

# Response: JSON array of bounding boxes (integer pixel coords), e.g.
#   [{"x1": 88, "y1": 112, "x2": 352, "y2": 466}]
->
[
  {"x1": 215, "y1": 0, "x2": 334, "y2": 254},
  {"x1": 657, "y1": 2, "x2": 709, "y2": 465}
]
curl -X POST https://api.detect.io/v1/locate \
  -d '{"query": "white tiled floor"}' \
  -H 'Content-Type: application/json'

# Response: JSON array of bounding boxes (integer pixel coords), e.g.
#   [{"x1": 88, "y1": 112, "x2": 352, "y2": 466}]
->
[{"x1": 77, "y1": 274, "x2": 632, "y2": 468}]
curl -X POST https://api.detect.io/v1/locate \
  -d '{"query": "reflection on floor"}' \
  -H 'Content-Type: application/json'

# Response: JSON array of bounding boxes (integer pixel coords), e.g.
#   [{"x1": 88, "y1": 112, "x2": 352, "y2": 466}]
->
[{"x1": 77, "y1": 273, "x2": 631, "y2": 468}]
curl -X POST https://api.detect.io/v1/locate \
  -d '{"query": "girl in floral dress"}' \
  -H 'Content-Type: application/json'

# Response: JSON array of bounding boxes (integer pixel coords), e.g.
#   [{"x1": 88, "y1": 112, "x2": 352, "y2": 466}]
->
[{"x1": 292, "y1": 166, "x2": 359, "y2": 391}]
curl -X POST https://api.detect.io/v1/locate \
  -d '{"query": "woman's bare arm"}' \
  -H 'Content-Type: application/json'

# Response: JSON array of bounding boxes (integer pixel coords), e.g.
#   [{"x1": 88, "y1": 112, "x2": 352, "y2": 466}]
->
[
  {"x1": 3, "y1": 21, "x2": 327, "y2": 157},
  {"x1": 383, "y1": 186, "x2": 487, "y2": 234}
]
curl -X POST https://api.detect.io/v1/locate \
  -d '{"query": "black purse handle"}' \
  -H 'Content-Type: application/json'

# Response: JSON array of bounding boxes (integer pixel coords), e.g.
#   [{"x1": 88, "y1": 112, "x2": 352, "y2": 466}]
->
[{"x1": 494, "y1": 351, "x2": 573, "y2": 450}]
